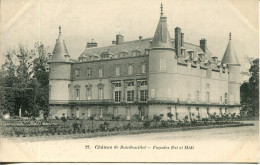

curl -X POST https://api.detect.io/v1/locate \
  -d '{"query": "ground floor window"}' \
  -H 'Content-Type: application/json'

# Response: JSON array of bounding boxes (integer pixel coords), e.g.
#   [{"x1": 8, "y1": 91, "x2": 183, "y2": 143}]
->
[
  {"x1": 115, "y1": 91, "x2": 121, "y2": 103},
  {"x1": 126, "y1": 107, "x2": 131, "y2": 120},
  {"x1": 98, "y1": 107, "x2": 103, "y2": 117},
  {"x1": 188, "y1": 107, "x2": 191, "y2": 120},
  {"x1": 127, "y1": 90, "x2": 134, "y2": 102},
  {"x1": 219, "y1": 108, "x2": 222, "y2": 116},
  {"x1": 175, "y1": 106, "x2": 178, "y2": 120},
  {"x1": 196, "y1": 107, "x2": 200, "y2": 119},
  {"x1": 113, "y1": 107, "x2": 118, "y2": 117},
  {"x1": 86, "y1": 108, "x2": 91, "y2": 117},
  {"x1": 140, "y1": 90, "x2": 148, "y2": 101}
]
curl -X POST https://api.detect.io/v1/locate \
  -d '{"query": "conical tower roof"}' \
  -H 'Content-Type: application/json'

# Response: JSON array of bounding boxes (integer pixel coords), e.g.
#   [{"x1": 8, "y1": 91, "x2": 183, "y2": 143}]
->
[
  {"x1": 221, "y1": 33, "x2": 240, "y2": 66},
  {"x1": 151, "y1": 3, "x2": 174, "y2": 49},
  {"x1": 51, "y1": 26, "x2": 70, "y2": 62}
]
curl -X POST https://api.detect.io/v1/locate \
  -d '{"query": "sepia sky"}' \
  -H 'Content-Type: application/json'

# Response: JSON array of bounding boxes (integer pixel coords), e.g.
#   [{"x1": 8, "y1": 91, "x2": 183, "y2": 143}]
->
[{"x1": 0, "y1": 0, "x2": 258, "y2": 73}]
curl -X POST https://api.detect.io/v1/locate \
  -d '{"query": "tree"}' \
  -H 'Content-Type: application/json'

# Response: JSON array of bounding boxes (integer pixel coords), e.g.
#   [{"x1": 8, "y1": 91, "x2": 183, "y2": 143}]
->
[
  {"x1": 0, "y1": 43, "x2": 49, "y2": 117},
  {"x1": 240, "y1": 58, "x2": 259, "y2": 118}
]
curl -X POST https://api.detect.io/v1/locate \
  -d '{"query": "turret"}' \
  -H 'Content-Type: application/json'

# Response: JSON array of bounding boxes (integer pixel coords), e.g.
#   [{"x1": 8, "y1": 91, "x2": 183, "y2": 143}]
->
[
  {"x1": 149, "y1": 3, "x2": 176, "y2": 102},
  {"x1": 221, "y1": 33, "x2": 240, "y2": 105},
  {"x1": 48, "y1": 26, "x2": 72, "y2": 102}
]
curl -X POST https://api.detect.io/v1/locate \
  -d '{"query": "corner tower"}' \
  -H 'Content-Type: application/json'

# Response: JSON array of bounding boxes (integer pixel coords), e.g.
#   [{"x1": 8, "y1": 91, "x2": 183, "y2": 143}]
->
[
  {"x1": 48, "y1": 26, "x2": 72, "y2": 117},
  {"x1": 221, "y1": 33, "x2": 240, "y2": 110},
  {"x1": 148, "y1": 3, "x2": 176, "y2": 101}
]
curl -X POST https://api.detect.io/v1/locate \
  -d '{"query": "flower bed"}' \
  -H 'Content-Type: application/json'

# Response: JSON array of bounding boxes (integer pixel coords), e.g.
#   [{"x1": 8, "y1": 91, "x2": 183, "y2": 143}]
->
[{"x1": 0, "y1": 118, "x2": 254, "y2": 139}]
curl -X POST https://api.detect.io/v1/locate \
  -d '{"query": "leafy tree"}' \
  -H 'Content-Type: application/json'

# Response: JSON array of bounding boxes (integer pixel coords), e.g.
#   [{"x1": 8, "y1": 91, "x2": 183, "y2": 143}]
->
[
  {"x1": 240, "y1": 58, "x2": 259, "y2": 118},
  {"x1": 0, "y1": 43, "x2": 49, "y2": 117}
]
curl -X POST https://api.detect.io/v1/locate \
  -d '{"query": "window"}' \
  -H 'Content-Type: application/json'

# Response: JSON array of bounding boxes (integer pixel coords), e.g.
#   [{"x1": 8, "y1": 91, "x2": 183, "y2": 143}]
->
[
  {"x1": 219, "y1": 108, "x2": 222, "y2": 116},
  {"x1": 115, "y1": 91, "x2": 121, "y2": 103},
  {"x1": 167, "y1": 107, "x2": 172, "y2": 113},
  {"x1": 128, "y1": 65, "x2": 133, "y2": 75},
  {"x1": 127, "y1": 90, "x2": 134, "y2": 102},
  {"x1": 99, "y1": 68, "x2": 103, "y2": 77},
  {"x1": 99, "y1": 107, "x2": 103, "y2": 117},
  {"x1": 113, "y1": 107, "x2": 118, "y2": 117},
  {"x1": 87, "y1": 68, "x2": 91, "y2": 78},
  {"x1": 127, "y1": 81, "x2": 134, "y2": 87},
  {"x1": 175, "y1": 106, "x2": 178, "y2": 120},
  {"x1": 98, "y1": 88, "x2": 104, "y2": 100},
  {"x1": 114, "y1": 82, "x2": 121, "y2": 87},
  {"x1": 206, "y1": 92, "x2": 210, "y2": 103},
  {"x1": 207, "y1": 107, "x2": 210, "y2": 115},
  {"x1": 220, "y1": 96, "x2": 223, "y2": 103},
  {"x1": 160, "y1": 58, "x2": 166, "y2": 71},
  {"x1": 140, "y1": 90, "x2": 148, "y2": 101},
  {"x1": 224, "y1": 93, "x2": 228, "y2": 104},
  {"x1": 86, "y1": 107, "x2": 91, "y2": 117},
  {"x1": 126, "y1": 107, "x2": 131, "y2": 119},
  {"x1": 116, "y1": 66, "x2": 120, "y2": 76},
  {"x1": 142, "y1": 64, "x2": 146, "y2": 73},
  {"x1": 140, "y1": 81, "x2": 147, "y2": 86},
  {"x1": 76, "y1": 89, "x2": 80, "y2": 100},
  {"x1": 145, "y1": 49, "x2": 149, "y2": 55},
  {"x1": 206, "y1": 83, "x2": 210, "y2": 89},
  {"x1": 195, "y1": 91, "x2": 199, "y2": 102},
  {"x1": 75, "y1": 69, "x2": 79, "y2": 78},
  {"x1": 196, "y1": 107, "x2": 200, "y2": 117},
  {"x1": 86, "y1": 88, "x2": 92, "y2": 100}
]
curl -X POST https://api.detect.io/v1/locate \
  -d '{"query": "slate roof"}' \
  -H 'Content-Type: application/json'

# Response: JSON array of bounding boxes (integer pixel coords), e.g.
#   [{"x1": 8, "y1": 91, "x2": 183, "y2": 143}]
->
[
  {"x1": 221, "y1": 36, "x2": 240, "y2": 65},
  {"x1": 49, "y1": 26, "x2": 70, "y2": 62}
]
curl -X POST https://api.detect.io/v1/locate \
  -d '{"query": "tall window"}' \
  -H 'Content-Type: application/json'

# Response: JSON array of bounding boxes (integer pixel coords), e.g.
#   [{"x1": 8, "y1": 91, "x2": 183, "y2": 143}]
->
[
  {"x1": 128, "y1": 65, "x2": 133, "y2": 75},
  {"x1": 75, "y1": 69, "x2": 79, "y2": 78},
  {"x1": 160, "y1": 58, "x2": 166, "y2": 71},
  {"x1": 115, "y1": 91, "x2": 121, "y2": 103},
  {"x1": 126, "y1": 107, "x2": 131, "y2": 118},
  {"x1": 142, "y1": 64, "x2": 146, "y2": 73},
  {"x1": 220, "y1": 96, "x2": 223, "y2": 103},
  {"x1": 115, "y1": 82, "x2": 121, "y2": 87},
  {"x1": 87, "y1": 68, "x2": 91, "y2": 78},
  {"x1": 99, "y1": 68, "x2": 103, "y2": 77},
  {"x1": 99, "y1": 88, "x2": 104, "y2": 100},
  {"x1": 76, "y1": 89, "x2": 80, "y2": 100},
  {"x1": 175, "y1": 106, "x2": 178, "y2": 120},
  {"x1": 86, "y1": 87, "x2": 92, "y2": 100},
  {"x1": 140, "y1": 90, "x2": 148, "y2": 101},
  {"x1": 127, "y1": 90, "x2": 134, "y2": 102},
  {"x1": 116, "y1": 66, "x2": 120, "y2": 76},
  {"x1": 206, "y1": 92, "x2": 210, "y2": 103},
  {"x1": 224, "y1": 93, "x2": 228, "y2": 104},
  {"x1": 113, "y1": 107, "x2": 118, "y2": 117}
]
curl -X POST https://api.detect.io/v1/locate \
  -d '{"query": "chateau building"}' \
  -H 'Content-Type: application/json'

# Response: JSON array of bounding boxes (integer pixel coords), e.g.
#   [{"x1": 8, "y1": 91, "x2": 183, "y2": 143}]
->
[{"x1": 48, "y1": 4, "x2": 241, "y2": 120}]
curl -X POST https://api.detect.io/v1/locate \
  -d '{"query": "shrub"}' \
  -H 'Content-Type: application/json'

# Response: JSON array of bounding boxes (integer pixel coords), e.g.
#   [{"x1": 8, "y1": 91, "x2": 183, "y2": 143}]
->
[
  {"x1": 153, "y1": 115, "x2": 162, "y2": 123},
  {"x1": 100, "y1": 122, "x2": 109, "y2": 131},
  {"x1": 143, "y1": 120, "x2": 151, "y2": 129}
]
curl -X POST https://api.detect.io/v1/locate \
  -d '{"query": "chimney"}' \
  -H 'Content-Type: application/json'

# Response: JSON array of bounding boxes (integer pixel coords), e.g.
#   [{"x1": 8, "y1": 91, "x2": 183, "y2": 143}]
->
[
  {"x1": 86, "y1": 39, "x2": 98, "y2": 48},
  {"x1": 200, "y1": 38, "x2": 207, "y2": 52},
  {"x1": 212, "y1": 56, "x2": 218, "y2": 63},
  {"x1": 175, "y1": 27, "x2": 181, "y2": 57},
  {"x1": 139, "y1": 36, "x2": 143, "y2": 40},
  {"x1": 116, "y1": 34, "x2": 124, "y2": 45},
  {"x1": 181, "y1": 33, "x2": 184, "y2": 47}
]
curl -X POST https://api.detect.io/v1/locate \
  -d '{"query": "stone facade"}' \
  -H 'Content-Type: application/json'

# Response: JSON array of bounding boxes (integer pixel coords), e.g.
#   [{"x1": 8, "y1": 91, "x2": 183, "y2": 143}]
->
[{"x1": 48, "y1": 5, "x2": 241, "y2": 120}]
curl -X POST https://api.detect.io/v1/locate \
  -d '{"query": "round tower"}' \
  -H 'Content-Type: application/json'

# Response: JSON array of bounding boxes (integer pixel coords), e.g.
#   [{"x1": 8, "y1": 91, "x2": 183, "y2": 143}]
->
[
  {"x1": 48, "y1": 26, "x2": 72, "y2": 118},
  {"x1": 148, "y1": 3, "x2": 176, "y2": 101},
  {"x1": 221, "y1": 33, "x2": 241, "y2": 114}
]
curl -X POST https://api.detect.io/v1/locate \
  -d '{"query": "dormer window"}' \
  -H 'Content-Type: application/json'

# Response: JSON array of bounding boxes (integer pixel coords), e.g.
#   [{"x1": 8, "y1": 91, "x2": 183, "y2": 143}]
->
[
  {"x1": 132, "y1": 50, "x2": 140, "y2": 57},
  {"x1": 119, "y1": 52, "x2": 128, "y2": 58},
  {"x1": 75, "y1": 69, "x2": 80, "y2": 78},
  {"x1": 128, "y1": 65, "x2": 133, "y2": 75},
  {"x1": 198, "y1": 53, "x2": 205, "y2": 61},
  {"x1": 145, "y1": 49, "x2": 149, "y2": 55},
  {"x1": 101, "y1": 52, "x2": 109, "y2": 59}
]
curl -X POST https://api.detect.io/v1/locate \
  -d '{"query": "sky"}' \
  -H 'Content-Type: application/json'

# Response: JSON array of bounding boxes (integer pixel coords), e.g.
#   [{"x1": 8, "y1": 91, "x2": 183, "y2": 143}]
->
[{"x1": 0, "y1": 0, "x2": 258, "y2": 76}]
